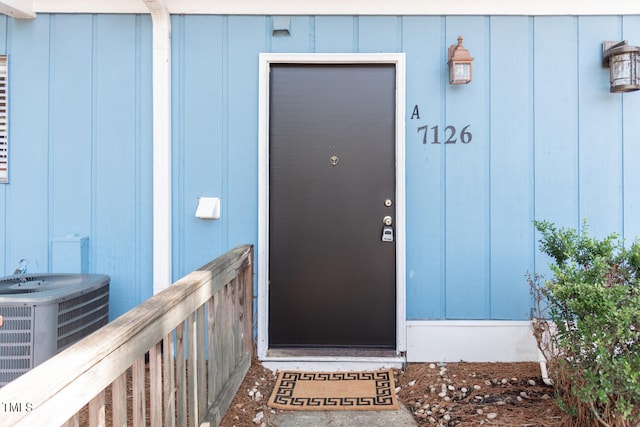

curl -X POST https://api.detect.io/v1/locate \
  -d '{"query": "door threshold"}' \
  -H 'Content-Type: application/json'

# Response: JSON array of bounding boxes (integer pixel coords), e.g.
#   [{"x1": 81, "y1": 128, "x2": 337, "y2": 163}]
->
[
  {"x1": 268, "y1": 347, "x2": 398, "y2": 358},
  {"x1": 261, "y1": 348, "x2": 406, "y2": 372}
]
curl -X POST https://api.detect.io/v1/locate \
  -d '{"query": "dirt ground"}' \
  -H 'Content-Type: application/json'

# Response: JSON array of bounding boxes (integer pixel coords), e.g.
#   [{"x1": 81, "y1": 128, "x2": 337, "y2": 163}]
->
[{"x1": 220, "y1": 355, "x2": 565, "y2": 427}]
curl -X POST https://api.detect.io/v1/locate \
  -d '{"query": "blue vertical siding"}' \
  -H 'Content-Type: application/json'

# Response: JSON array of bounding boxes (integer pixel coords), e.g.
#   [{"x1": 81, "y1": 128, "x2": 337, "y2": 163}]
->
[
  {"x1": 578, "y1": 17, "x2": 623, "y2": 239},
  {"x1": 315, "y1": 17, "x2": 357, "y2": 53},
  {"x1": 171, "y1": 15, "x2": 226, "y2": 279},
  {"x1": 358, "y1": 17, "x2": 401, "y2": 53},
  {"x1": 225, "y1": 17, "x2": 264, "y2": 251},
  {"x1": 622, "y1": 16, "x2": 640, "y2": 241},
  {"x1": 533, "y1": 17, "x2": 580, "y2": 275},
  {"x1": 489, "y1": 17, "x2": 534, "y2": 320},
  {"x1": 2, "y1": 13, "x2": 639, "y2": 321},
  {"x1": 171, "y1": 14, "x2": 265, "y2": 278},
  {"x1": 404, "y1": 16, "x2": 445, "y2": 319},
  {"x1": 443, "y1": 17, "x2": 491, "y2": 319},
  {"x1": 6, "y1": 17, "x2": 51, "y2": 277},
  {"x1": 93, "y1": 15, "x2": 153, "y2": 314},
  {"x1": 49, "y1": 15, "x2": 93, "y2": 238},
  {"x1": 3, "y1": 14, "x2": 152, "y2": 319}
]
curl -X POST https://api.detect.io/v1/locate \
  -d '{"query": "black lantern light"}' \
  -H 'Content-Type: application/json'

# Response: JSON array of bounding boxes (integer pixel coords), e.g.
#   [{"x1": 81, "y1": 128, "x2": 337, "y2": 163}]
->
[{"x1": 603, "y1": 40, "x2": 640, "y2": 93}]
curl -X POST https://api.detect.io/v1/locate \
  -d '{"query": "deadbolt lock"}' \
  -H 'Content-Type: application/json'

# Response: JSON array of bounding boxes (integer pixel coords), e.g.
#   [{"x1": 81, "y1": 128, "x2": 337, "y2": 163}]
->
[
  {"x1": 383, "y1": 216, "x2": 393, "y2": 226},
  {"x1": 384, "y1": 199, "x2": 393, "y2": 207}
]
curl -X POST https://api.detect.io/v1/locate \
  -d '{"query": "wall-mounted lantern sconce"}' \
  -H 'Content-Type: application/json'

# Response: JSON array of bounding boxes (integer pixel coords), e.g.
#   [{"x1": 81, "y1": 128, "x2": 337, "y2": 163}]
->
[
  {"x1": 602, "y1": 40, "x2": 640, "y2": 93},
  {"x1": 448, "y1": 36, "x2": 474, "y2": 84}
]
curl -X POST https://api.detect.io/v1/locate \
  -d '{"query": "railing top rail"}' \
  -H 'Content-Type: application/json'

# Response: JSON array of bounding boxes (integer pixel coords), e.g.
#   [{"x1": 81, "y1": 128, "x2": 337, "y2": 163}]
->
[{"x1": 0, "y1": 244, "x2": 253, "y2": 427}]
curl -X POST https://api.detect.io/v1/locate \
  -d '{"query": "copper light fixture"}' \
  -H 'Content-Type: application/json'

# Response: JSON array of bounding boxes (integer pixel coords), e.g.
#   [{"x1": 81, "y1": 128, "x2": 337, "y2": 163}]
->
[
  {"x1": 602, "y1": 40, "x2": 640, "y2": 93},
  {"x1": 448, "y1": 36, "x2": 474, "y2": 84}
]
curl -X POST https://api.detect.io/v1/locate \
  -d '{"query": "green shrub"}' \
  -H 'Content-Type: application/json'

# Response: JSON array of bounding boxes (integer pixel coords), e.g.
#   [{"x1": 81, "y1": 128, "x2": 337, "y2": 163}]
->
[{"x1": 530, "y1": 220, "x2": 640, "y2": 426}]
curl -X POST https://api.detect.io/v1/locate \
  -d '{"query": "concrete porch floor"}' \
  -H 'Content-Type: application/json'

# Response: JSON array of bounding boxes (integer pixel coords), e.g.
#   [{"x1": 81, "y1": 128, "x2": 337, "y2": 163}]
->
[{"x1": 266, "y1": 402, "x2": 418, "y2": 426}]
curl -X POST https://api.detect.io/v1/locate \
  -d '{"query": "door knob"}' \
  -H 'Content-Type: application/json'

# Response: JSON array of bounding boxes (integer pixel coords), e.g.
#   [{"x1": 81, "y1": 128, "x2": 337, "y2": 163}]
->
[{"x1": 383, "y1": 216, "x2": 393, "y2": 226}]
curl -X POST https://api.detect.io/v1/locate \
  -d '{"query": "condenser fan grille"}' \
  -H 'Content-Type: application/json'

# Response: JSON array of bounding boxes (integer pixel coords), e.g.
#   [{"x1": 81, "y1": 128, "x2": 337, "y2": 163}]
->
[
  {"x1": 0, "y1": 306, "x2": 33, "y2": 386},
  {"x1": 57, "y1": 286, "x2": 109, "y2": 350}
]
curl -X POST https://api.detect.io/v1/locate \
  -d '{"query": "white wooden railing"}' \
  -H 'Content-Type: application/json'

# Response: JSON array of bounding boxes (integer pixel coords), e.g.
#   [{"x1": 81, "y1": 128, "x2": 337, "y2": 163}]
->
[{"x1": 0, "y1": 244, "x2": 254, "y2": 427}]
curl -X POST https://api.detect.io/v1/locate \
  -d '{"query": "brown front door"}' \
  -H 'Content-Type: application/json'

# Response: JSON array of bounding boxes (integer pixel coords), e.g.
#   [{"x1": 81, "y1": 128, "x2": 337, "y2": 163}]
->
[{"x1": 268, "y1": 63, "x2": 397, "y2": 348}]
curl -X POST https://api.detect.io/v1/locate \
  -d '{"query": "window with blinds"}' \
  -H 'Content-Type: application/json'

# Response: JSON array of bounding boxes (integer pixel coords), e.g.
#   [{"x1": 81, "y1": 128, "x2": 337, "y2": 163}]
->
[{"x1": 0, "y1": 56, "x2": 7, "y2": 183}]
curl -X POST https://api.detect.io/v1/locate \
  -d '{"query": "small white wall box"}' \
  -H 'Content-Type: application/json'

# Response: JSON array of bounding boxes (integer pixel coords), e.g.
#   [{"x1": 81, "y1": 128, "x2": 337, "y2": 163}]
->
[
  {"x1": 52, "y1": 235, "x2": 89, "y2": 273},
  {"x1": 195, "y1": 197, "x2": 221, "y2": 219},
  {"x1": 272, "y1": 16, "x2": 291, "y2": 36}
]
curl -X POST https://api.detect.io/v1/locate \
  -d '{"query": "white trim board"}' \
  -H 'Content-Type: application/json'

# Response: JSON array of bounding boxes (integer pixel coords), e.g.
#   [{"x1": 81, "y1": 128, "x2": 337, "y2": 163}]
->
[
  {"x1": 18, "y1": 0, "x2": 640, "y2": 16},
  {"x1": 146, "y1": 0, "x2": 173, "y2": 295},
  {"x1": 0, "y1": 0, "x2": 34, "y2": 18},
  {"x1": 406, "y1": 320, "x2": 539, "y2": 363},
  {"x1": 257, "y1": 53, "x2": 407, "y2": 367},
  {"x1": 261, "y1": 356, "x2": 405, "y2": 373}
]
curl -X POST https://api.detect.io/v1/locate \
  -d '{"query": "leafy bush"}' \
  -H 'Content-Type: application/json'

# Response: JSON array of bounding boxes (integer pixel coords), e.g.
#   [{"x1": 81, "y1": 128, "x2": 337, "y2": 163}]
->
[{"x1": 530, "y1": 220, "x2": 640, "y2": 426}]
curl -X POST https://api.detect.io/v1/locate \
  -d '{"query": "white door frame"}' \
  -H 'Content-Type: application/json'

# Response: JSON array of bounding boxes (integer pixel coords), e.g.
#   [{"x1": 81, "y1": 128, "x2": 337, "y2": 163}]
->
[{"x1": 257, "y1": 53, "x2": 406, "y2": 364}]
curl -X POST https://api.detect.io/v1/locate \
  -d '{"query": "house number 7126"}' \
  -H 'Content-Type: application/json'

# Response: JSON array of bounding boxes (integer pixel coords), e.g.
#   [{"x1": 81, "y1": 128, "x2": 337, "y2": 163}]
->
[{"x1": 417, "y1": 125, "x2": 472, "y2": 145}]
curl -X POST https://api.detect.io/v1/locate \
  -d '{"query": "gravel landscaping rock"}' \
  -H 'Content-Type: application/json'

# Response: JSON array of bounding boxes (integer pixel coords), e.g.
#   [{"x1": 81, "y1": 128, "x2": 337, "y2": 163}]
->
[{"x1": 220, "y1": 355, "x2": 564, "y2": 427}]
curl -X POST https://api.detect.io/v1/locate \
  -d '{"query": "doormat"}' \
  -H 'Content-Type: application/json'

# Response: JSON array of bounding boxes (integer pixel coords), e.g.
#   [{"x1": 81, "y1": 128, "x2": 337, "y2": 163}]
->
[{"x1": 267, "y1": 370, "x2": 398, "y2": 411}]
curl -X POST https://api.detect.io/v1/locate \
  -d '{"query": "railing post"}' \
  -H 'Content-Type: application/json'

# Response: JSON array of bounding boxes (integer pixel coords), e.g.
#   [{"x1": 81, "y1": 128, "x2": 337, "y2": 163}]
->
[
  {"x1": 163, "y1": 332, "x2": 176, "y2": 427},
  {"x1": 197, "y1": 305, "x2": 207, "y2": 422},
  {"x1": 188, "y1": 311, "x2": 198, "y2": 426},
  {"x1": 150, "y1": 342, "x2": 163, "y2": 426},
  {"x1": 112, "y1": 371, "x2": 128, "y2": 427},
  {"x1": 243, "y1": 248, "x2": 254, "y2": 355},
  {"x1": 132, "y1": 357, "x2": 146, "y2": 427}
]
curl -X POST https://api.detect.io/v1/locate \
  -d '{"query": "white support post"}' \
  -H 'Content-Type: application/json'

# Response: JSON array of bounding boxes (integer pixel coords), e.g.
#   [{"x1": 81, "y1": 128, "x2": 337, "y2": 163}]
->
[{"x1": 143, "y1": 0, "x2": 172, "y2": 294}]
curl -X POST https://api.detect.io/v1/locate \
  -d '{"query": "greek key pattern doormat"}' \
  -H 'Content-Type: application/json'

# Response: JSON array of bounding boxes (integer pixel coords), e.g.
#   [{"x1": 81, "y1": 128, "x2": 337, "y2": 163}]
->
[{"x1": 267, "y1": 370, "x2": 398, "y2": 410}]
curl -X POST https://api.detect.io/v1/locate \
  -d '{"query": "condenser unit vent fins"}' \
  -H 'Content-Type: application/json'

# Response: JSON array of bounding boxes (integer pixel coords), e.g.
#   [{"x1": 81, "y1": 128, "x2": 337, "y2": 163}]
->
[
  {"x1": 0, "y1": 305, "x2": 33, "y2": 385},
  {"x1": 57, "y1": 285, "x2": 109, "y2": 350}
]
